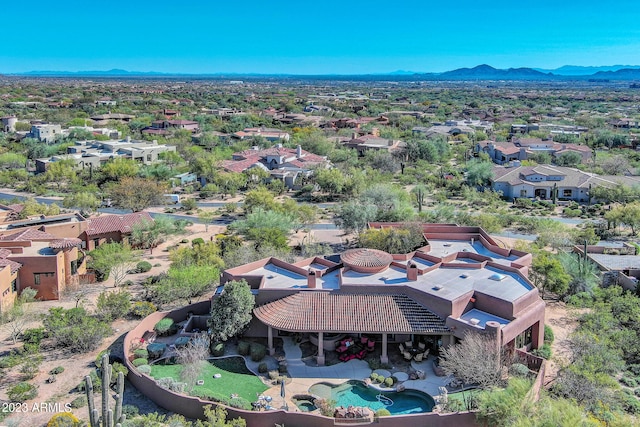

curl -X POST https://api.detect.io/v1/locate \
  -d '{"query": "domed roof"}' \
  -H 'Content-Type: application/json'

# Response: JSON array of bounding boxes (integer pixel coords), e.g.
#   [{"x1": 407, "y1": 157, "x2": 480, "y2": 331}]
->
[
  {"x1": 50, "y1": 238, "x2": 82, "y2": 249},
  {"x1": 341, "y1": 248, "x2": 393, "y2": 273}
]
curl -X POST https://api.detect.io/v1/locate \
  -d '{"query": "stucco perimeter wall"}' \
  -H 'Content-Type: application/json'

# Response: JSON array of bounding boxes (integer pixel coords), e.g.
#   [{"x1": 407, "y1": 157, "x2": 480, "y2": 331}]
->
[{"x1": 124, "y1": 304, "x2": 480, "y2": 427}]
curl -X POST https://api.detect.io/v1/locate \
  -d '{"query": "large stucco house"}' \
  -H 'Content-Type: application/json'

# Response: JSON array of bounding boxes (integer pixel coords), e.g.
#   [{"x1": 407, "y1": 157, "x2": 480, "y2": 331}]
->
[
  {"x1": 491, "y1": 164, "x2": 640, "y2": 201},
  {"x1": 221, "y1": 223, "x2": 544, "y2": 366}
]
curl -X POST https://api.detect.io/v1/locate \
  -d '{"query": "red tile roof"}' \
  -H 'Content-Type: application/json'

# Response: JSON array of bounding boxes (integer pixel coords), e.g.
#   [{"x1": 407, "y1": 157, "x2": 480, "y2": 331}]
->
[
  {"x1": 0, "y1": 258, "x2": 22, "y2": 274},
  {"x1": 254, "y1": 292, "x2": 449, "y2": 334},
  {"x1": 1, "y1": 229, "x2": 57, "y2": 241},
  {"x1": 85, "y1": 212, "x2": 153, "y2": 236}
]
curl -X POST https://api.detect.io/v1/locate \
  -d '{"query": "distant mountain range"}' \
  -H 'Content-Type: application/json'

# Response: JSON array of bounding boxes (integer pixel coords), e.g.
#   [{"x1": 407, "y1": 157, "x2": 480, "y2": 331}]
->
[{"x1": 9, "y1": 65, "x2": 640, "y2": 81}]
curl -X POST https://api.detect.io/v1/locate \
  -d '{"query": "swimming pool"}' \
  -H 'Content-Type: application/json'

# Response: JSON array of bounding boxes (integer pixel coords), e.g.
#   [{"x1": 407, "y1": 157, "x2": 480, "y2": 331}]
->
[{"x1": 309, "y1": 380, "x2": 434, "y2": 415}]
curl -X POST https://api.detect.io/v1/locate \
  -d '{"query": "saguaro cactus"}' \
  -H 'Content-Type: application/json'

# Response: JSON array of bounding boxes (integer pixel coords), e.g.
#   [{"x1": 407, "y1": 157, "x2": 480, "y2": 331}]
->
[{"x1": 85, "y1": 353, "x2": 126, "y2": 427}]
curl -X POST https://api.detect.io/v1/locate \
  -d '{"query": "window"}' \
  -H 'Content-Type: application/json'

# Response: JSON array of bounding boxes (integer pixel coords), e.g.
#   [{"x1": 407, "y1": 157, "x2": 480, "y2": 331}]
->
[
  {"x1": 11, "y1": 279, "x2": 17, "y2": 293},
  {"x1": 93, "y1": 238, "x2": 100, "y2": 249},
  {"x1": 515, "y1": 326, "x2": 533, "y2": 348},
  {"x1": 520, "y1": 189, "x2": 527, "y2": 197},
  {"x1": 71, "y1": 260, "x2": 78, "y2": 275},
  {"x1": 33, "y1": 272, "x2": 54, "y2": 285},
  {"x1": 563, "y1": 189, "x2": 572, "y2": 197}
]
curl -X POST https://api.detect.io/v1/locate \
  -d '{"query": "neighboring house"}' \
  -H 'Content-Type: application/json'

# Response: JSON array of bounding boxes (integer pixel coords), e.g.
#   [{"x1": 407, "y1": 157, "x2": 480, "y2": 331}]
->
[
  {"x1": 142, "y1": 120, "x2": 200, "y2": 136},
  {"x1": 0, "y1": 254, "x2": 21, "y2": 315},
  {"x1": 68, "y1": 126, "x2": 121, "y2": 139},
  {"x1": 232, "y1": 127, "x2": 290, "y2": 142},
  {"x1": 220, "y1": 145, "x2": 328, "y2": 189},
  {"x1": 573, "y1": 242, "x2": 639, "y2": 291},
  {"x1": 90, "y1": 113, "x2": 135, "y2": 127},
  {"x1": 202, "y1": 107, "x2": 244, "y2": 117},
  {"x1": 344, "y1": 131, "x2": 406, "y2": 156},
  {"x1": 96, "y1": 98, "x2": 117, "y2": 106},
  {"x1": 491, "y1": 164, "x2": 640, "y2": 201},
  {"x1": 1, "y1": 116, "x2": 17, "y2": 132},
  {"x1": 173, "y1": 172, "x2": 198, "y2": 186},
  {"x1": 477, "y1": 138, "x2": 592, "y2": 165},
  {"x1": 35, "y1": 138, "x2": 176, "y2": 173},
  {"x1": 82, "y1": 212, "x2": 153, "y2": 251},
  {"x1": 222, "y1": 223, "x2": 544, "y2": 366},
  {"x1": 29, "y1": 124, "x2": 62, "y2": 143},
  {"x1": 0, "y1": 229, "x2": 86, "y2": 301}
]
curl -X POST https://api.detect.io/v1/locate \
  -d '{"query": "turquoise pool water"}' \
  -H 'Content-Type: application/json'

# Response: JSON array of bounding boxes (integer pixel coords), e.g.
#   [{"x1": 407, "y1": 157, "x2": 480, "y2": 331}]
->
[{"x1": 309, "y1": 380, "x2": 434, "y2": 415}]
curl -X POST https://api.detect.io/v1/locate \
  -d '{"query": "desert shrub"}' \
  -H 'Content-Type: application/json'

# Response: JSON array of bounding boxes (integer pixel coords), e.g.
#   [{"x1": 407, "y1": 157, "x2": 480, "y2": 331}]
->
[
  {"x1": 50, "y1": 366, "x2": 65, "y2": 375},
  {"x1": 621, "y1": 377, "x2": 638, "y2": 387},
  {"x1": 122, "y1": 404, "x2": 139, "y2": 418},
  {"x1": 136, "y1": 261, "x2": 152, "y2": 273},
  {"x1": 635, "y1": 388, "x2": 640, "y2": 398},
  {"x1": 370, "y1": 373, "x2": 380, "y2": 382},
  {"x1": 278, "y1": 364, "x2": 288, "y2": 374},
  {"x1": 47, "y1": 412, "x2": 81, "y2": 427},
  {"x1": 532, "y1": 344, "x2": 552, "y2": 360},
  {"x1": 8, "y1": 381, "x2": 38, "y2": 402},
  {"x1": 131, "y1": 301, "x2": 157, "y2": 318},
  {"x1": 44, "y1": 307, "x2": 112, "y2": 353},
  {"x1": 111, "y1": 362, "x2": 129, "y2": 383},
  {"x1": 134, "y1": 349, "x2": 149, "y2": 359},
  {"x1": 22, "y1": 327, "x2": 46, "y2": 345},
  {"x1": 69, "y1": 396, "x2": 87, "y2": 408},
  {"x1": 315, "y1": 398, "x2": 337, "y2": 417},
  {"x1": 509, "y1": 363, "x2": 530, "y2": 378},
  {"x1": 137, "y1": 364, "x2": 152, "y2": 375},
  {"x1": 157, "y1": 377, "x2": 186, "y2": 393},
  {"x1": 147, "y1": 343, "x2": 166, "y2": 359},
  {"x1": 154, "y1": 318, "x2": 176, "y2": 336},
  {"x1": 384, "y1": 377, "x2": 394, "y2": 387},
  {"x1": 96, "y1": 290, "x2": 132, "y2": 321},
  {"x1": 20, "y1": 357, "x2": 42, "y2": 379},
  {"x1": 192, "y1": 237, "x2": 205, "y2": 246},
  {"x1": 22, "y1": 342, "x2": 40, "y2": 354},
  {"x1": 268, "y1": 370, "x2": 279, "y2": 381},
  {"x1": 258, "y1": 362, "x2": 268, "y2": 373},
  {"x1": 250, "y1": 342, "x2": 266, "y2": 362},
  {"x1": 210, "y1": 342, "x2": 225, "y2": 357},
  {"x1": 237, "y1": 341, "x2": 250, "y2": 356},
  {"x1": 132, "y1": 358, "x2": 148, "y2": 367},
  {"x1": 544, "y1": 325, "x2": 554, "y2": 344},
  {"x1": 375, "y1": 408, "x2": 391, "y2": 417},
  {"x1": 0, "y1": 351, "x2": 22, "y2": 368}
]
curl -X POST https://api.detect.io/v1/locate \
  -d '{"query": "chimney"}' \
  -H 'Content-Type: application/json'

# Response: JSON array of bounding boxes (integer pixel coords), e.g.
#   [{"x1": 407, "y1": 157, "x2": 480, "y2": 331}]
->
[
  {"x1": 407, "y1": 262, "x2": 418, "y2": 281},
  {"x1": 307, "y1": 269, "x2": 317, "y2": 288},
  {"x1": 296, "y1": 144, "x2": 303, "y2": 158}
]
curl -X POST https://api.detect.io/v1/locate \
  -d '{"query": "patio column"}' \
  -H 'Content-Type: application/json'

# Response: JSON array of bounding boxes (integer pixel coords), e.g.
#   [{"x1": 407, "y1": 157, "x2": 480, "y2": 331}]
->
[
  {"x1": 317, "y1": 332, "x2": 325, "y2": 366},
  {"x1": 267, "y1": 326, "x2": 275, "y2": 356},
  {"x1": 380, "y1": 333, "x2": 388, "y2": 364}
]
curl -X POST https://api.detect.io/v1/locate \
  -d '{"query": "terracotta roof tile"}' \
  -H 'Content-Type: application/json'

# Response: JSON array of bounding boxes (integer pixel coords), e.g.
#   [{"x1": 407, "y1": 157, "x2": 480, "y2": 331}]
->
[
  {"x1": 85, "y1": 212, "x2": 153, "y2": 236},
  {"x1": 0, "y1": 258, "x2": 21, "y2": 274},
  {"x1": 1, "y1": 229, "x2": 57, "y2": 241},
  {"x1": 254, "y1": 292, "x2": 449, "y2": 334}
]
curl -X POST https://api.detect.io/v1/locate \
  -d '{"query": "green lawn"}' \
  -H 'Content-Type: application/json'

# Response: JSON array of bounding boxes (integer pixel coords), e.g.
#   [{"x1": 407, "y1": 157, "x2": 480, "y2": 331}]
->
[{"x1": 150, "y1": 357, "x2": 268, "y2": 402}]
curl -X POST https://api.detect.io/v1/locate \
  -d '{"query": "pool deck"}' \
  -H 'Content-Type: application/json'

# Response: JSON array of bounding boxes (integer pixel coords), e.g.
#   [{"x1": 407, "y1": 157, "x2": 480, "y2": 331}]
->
[{"x1": 261, "y1": 337, "x2": 452, "y2": 411}]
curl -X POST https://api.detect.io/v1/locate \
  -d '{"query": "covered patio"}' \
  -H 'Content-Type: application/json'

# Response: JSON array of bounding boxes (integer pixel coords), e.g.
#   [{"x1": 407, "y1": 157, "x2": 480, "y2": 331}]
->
[{"x1": 254, "y1": 292, "x2": 452, "y2": 366}]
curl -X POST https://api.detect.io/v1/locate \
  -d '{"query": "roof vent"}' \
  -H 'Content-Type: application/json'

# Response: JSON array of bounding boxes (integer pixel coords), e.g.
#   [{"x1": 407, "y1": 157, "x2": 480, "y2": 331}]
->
[
  {"x1": 460, "y1": 274, "x2": 469, "y2": 279},
  {"x1": 489, "y1": 273, "x2": 506, "y2": 281},
  {"x1": 433, "y1": 284, "x2": 443, "y2": 290},
  {"x1": 469, "y1": 318, "x2": 480, "y2": 326}
]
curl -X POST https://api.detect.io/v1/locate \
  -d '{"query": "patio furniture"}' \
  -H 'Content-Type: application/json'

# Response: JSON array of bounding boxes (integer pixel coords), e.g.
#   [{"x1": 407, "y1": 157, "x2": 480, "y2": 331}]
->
[
  {"x1": 414, "y1": 352, "x2": 424, "y2": 362},
  {"x1": 405, "y1": 340, "x2": 413, "y2": 349},
  {"x1": 360, "y1": 336, "x2": 369, "y2": 345},
  {"x1": 367, "y1": 340, "x2": 375, "y2": 351},
  {"x1": 399, "y1": 343, "x2": 406, "y2": 353},
  {"x1": 418, "y1": 342, "x2": 426, "y2": 351},
  {"x1": 403, "y1": 351, "x2": 412, "y2": 361}
]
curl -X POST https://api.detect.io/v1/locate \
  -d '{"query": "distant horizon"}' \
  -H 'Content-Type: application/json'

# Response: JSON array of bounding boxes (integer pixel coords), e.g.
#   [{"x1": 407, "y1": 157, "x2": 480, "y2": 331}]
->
[
  {"x1": 6, "y1": 64, "x2": 640, "y2": 77},
  {"x1": 2, "y1": 0, "x2": 639, "y2": 75}
]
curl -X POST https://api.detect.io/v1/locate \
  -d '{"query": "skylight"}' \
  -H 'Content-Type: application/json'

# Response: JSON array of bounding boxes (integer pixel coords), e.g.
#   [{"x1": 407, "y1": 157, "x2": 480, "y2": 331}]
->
[{"x1": 489, "y1": 273, "x2": 506, "y2": 281}]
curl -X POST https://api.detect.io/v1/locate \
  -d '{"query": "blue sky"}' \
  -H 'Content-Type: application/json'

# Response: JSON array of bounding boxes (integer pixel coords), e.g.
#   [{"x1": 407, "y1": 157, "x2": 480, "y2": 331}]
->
[{"x1": 1, "y1": 0, "x2": 639, "y2": 74}]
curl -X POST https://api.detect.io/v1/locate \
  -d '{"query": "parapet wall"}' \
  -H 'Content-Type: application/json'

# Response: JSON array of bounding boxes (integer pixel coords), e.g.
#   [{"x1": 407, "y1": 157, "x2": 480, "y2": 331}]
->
[{"x1": 123, "y1": 304, "x2": 480, "y2": 427}]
